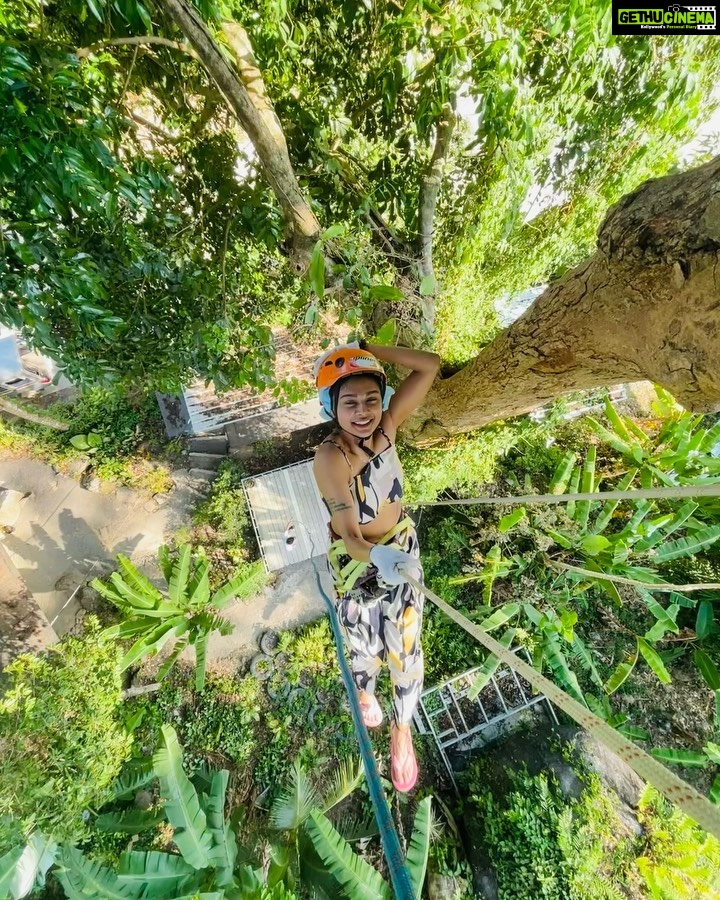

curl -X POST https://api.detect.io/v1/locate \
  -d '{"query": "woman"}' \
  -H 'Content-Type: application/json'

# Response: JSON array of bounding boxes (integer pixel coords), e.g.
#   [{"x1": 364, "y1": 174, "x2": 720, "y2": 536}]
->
[{"x1": 312, "y1": 340, "x2": 440, "y2": 792}]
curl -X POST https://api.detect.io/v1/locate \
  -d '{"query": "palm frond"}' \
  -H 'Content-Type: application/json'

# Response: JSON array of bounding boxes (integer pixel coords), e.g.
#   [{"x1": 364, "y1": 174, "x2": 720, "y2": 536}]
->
[
  {"x1": 153, "y1": 725, "x2": 214, "y2": 870},
  {"x1": 306, "y1": 810, "x2": 391, "y2": 900},
  {"x1": 335, "y1": 814, "x2": 379, "y2": 843},
  {"x1": 406, "y1": 797, "x2": 433, "y2": 900},
  {"x1": 270, "y1": 758, "x2": 320, "y2": 832},
  {"x1": 320, "y1": 757, "x2": 364, "y2": 814},
  {"x1": 56, "y1": 846, "x2": 142, "y2": 900}
]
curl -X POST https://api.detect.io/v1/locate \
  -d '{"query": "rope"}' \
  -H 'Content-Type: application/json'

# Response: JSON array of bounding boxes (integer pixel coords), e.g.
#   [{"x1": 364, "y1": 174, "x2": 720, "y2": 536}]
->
[
  {"x1": 310, "y1": 562, "x2": 416, "y2": 900},
  {"x1": 405, "y1": 574, "x2": 720, "y2": 841},
  {"x1": 412, "y1": 482, "x2": 720, "y2": 508}
]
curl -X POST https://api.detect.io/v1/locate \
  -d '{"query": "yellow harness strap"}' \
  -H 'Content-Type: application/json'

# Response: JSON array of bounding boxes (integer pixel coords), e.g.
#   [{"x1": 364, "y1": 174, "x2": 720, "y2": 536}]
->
[{"x1": 327, "y1": 515, "x2": 413, "y2": 595}]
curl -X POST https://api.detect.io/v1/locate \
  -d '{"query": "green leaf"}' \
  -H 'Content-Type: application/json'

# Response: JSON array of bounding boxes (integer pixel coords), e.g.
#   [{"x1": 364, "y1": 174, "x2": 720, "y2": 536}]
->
[
  {"x1": 203, "y1": 771, "x2": 237, "y2": 884},
  {"x1": 270, "y1": 758, "x2": 319, "y2": 832},
  {"x1": 309, "y1": 242, "x2": 325, "y2": 299},
  {"x1": 153, "y1": 725, "x2": 214, "y2": 869},
  {"x1": 0, "y1": 848, "x2": 23, "y2": 899},
  {"x1": 406, "y1": 796, "x2": 433, "y2": 899},
  {"x1": 637, "y1": 638, "x2": 671, "y2": 685},
  {"x1": 116, "y1": 851, "x2": 196, "y2": 896},
  {"x1": 322, "y1": 224, "x2": 344, "y2": 240},
  {"x1": 116, "y1": 555, "x2": 163, "y2": 604},
  {"x1": 119, "y1": 617, "x2": 190, "y2": 672},
  {"x1": 704, "y1": 742, "x2": 720, "y2": 765},
  {"x1": 652, "y1": 525, "x2": 720, "y2": 562},
  {"x1": 320, "y1": 757, "x2": 364, "y2": 814},
  {"x1": 69, "y1": 434, "x2": 91, "y2": 450},
  {"x1": 210, "y1": 561, "x2": 268, "y2": 609},
  {"x1": 6, "y1": 834, "x2": 58, "y2": 900},
  {"x1": 580, "y1": 534, "x2": 611, "y2": 556},
  {"x1": 96, "y1": 808, "x2": 165, "y2": 834},
  {"x1": 604, "y1": 643, "x2": 639, "y2": 694},
  {"x1": 696, "y1": 601, "x2": 714, "y2": 640},
  {"x1": 368, "y1": 284, "x2": 404, "y2": 301},
  {"x1": 194, "y1": 631, "x2": 209, "y2": 692},
  {"x1": 306, "y1": 811, "x2": 391, "y2": 900},
  {"x1": 575, "y1": 445, "x2": 596, "y2": 525},
  {"x1": 650, "y1": 748, "x2": 708, "y2": 767},
  {"x1": 499, "y1": 508, "x2": 525, "y2": 533},
  {"x1": 549, "y1": 452, "x2": 577, "y2": 494},
  {"x1": 304, "y1": 304, "x2": 318, "y2": 326},
  {"x1": 593, "y1": 469, "x2": 637, "y2": 533},
  {"x1": 419, "y1": 275, "x2": 436, "y2": 296},
  {"x1": 168, "y1": 545, "x2": 192, "y2": 605},
  {"x1": 640, "y1": 591, "x2": 680, "y2": 641},
  {"x1": 56, "y1": 847, "x2": 141, "y2": 900},
  {"x1": 467, "y1": 628, "x2": 516, "y2": 700},
  {"x1": 694, "y1": 648, "x2": 720, "y2": 690},
  {"x1": 374, "y1": 318, "x2": 396, "y2": 346},
  {"x1": 604, "y1": 398, "x2": 632, "y2": 442},
  {"x1": 617, "y1": 725, "x2": 650, "y2": 741},
  {"x1": 109, "y1": 761, "x2": 155, "y2": 800},
  {"x1": 478, "y1": 603, "x2": 520, "y2": 632},
  {"x1": 585, "y1": 416, "x2": 633, "y2": 457},
  {"x1": 710, "y1": 775, "x2": 720, "y2": 806}
]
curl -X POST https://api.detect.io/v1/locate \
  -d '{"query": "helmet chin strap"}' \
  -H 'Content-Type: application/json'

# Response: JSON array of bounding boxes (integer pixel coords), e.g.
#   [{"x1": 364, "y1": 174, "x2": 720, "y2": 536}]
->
[{"x1": 338, "y1": 424, "x2": 376, "y2": 456}]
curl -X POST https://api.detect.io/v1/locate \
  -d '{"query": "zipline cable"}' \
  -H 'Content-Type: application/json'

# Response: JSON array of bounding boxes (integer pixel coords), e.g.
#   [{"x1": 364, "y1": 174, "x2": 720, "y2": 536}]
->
[
  {"x1": 404, "y1": 573, "x2": 720, "y2": 841},
  {"x1": 412, "y1": 482, "x2": 720, "y2": 508},
  {"x1": 310, "y1": 562, "x2": 417, "y2": 900}
]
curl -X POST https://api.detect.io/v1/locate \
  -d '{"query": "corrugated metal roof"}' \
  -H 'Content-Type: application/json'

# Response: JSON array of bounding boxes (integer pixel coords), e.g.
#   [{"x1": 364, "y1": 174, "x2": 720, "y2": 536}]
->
[{"x1": 243, "y1": 460, "x2": 330, "y2": 571}]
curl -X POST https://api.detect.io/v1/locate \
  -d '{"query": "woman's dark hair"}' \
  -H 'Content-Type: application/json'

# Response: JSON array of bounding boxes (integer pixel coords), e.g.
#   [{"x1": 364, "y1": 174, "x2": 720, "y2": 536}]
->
[{"x1": 330, "y1": 373, "x2": 384, "y2": 417}]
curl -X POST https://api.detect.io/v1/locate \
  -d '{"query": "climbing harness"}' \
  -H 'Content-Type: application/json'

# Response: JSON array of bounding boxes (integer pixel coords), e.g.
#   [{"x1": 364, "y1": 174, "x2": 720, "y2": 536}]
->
[{"x1": 327, "y1": 515, "x2": 413, "y2": 595}]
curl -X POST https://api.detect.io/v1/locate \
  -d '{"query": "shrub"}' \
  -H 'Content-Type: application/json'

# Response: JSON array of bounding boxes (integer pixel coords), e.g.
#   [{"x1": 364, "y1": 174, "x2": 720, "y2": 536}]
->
[{"x1": 0, "y1": 619, "x2": 131, "y2": 847}]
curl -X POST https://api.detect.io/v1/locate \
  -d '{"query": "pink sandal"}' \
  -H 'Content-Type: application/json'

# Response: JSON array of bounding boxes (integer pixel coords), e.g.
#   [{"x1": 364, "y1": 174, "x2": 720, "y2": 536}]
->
[
  {"x1": 390, "y1": 724, "x2": 418, "y2": 792},
  {"x1": 359, "y1": 693, "x2": 384, "y2": 728}
]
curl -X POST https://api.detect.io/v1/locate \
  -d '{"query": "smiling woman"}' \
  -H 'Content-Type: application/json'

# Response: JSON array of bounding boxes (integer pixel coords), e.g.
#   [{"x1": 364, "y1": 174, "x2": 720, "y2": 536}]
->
[{"x1": 312, "y1": 342, "x2": 440, "y2": 793}]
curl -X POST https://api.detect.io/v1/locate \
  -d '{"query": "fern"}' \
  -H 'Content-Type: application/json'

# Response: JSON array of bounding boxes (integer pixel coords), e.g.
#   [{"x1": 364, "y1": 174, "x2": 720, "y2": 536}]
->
[{"x1": 306, "y1": 810, "x2": 391, "y2": 900}]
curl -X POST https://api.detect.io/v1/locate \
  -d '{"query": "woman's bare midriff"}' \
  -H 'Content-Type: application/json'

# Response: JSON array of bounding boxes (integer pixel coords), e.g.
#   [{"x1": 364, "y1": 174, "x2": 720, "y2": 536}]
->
[{"x1": 359, "y1": 499, "x2": 403, "y2": 542}]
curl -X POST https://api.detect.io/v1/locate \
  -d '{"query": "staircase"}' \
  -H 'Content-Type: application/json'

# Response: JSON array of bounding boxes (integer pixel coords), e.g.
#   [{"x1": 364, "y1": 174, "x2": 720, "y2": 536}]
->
[{"x1": 186, "y1": 432, "x2": 230, "y2": 482}]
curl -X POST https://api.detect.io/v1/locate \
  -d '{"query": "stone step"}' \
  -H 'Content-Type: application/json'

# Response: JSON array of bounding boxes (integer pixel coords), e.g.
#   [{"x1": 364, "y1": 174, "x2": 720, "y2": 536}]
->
[
  {"x1": 188, "y1": 467, "x2": 219, "y2": 482},
  {"x1": 188, "y1": 435, "x2": 229, "y2": 454},
  {"x1": 188, "y1": 452, "x2": 226, "y2": 471}
]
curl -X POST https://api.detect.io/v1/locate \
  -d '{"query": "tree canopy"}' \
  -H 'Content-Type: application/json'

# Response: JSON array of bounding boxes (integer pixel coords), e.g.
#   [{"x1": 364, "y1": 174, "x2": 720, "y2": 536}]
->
[{"x1": 1, "y1": 0, "x2": 719, "y2": 395}]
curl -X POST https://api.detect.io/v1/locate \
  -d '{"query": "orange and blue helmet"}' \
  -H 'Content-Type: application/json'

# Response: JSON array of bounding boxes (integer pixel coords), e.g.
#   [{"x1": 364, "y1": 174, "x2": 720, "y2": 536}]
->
[{"x1": 314, "y1": 346, "x2": 394, "y2": 420}]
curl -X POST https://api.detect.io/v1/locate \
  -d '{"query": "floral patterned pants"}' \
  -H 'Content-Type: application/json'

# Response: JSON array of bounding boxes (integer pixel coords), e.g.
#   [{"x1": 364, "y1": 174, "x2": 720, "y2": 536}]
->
[{"x1": 328, "y1": 521, "x2": 424, "y2": 725}]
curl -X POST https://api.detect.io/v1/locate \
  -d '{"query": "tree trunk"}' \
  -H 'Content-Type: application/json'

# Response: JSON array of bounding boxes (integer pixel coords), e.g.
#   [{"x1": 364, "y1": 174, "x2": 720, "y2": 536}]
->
[
  {"x1": 405, "y1": 156, "x2": 720, "y2": 445},
  {"x1": 159, "y1": 0, "x2": 320, "y2": 271}
]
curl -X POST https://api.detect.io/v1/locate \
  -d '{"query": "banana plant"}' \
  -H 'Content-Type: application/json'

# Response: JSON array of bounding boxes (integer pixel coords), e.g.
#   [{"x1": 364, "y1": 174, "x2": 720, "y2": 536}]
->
[
  {"x1": 267, "y1": 757, "x2": 433, "y2": 899},
  {"x1": 93, "y1": 546, "x2": 267, "y2": 690},
  {"x1": 2, "y1": 726, "x2": 296, "y2": 900}
]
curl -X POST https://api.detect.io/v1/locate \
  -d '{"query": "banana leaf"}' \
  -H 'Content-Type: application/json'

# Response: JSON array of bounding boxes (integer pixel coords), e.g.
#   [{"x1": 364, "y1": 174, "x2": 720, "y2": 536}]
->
[
  {"x1": 586, "y1": 416, "x2": 634, "y2": 457},
  {"x1": 168, "y1": 544, "x2": 192, "y2": 605},
  {"x1": 306, "y1": 810, "x2": 391, "y2": 900},
  {"x1": 108, "y1": 761, "x2": 155, "y2": 800},
  {"x1": 109, "y1": 572, "x2": 158, "y2": 610},
  {"x1": 593, "y1": 468, "x2": 637, "y2": 534},
  {"x1": 187, "y1": 559, "x2": 210, "y2": 609},
  {"x1": 693, "y1": 648, "x2": 720, "y2": 691},
  {"x1": 120, "y1": 617, "x2": 190, "y2": 672},
  {"x1": 3, "y1": 833, "x2": 57, "y2": 900},
  {"x1": 116, "y1": 554, "x2": 164, "y2": 603},
  {"x1": 641, "y1": 591, "x2": 680, "y2": 642},
  {"x1": 637, "y1": 638, "x2": 671, "y2": 685},
  {"x1": 56, "y1": 847, "x2": 142, "y2": 900},
  {"x1": 635, "y1": 501, "x2": 698, "y2": 552},
  {"x1": 498, "y1": 508, "x2": 526, "y2": 533},
  {"x1": 696, "y1": 601, "x2": 714, "y2": 640},
  {"x1": 569, "y1": 633, "x2": 604, "y2": 689},
  {"x1": 194, "y1": 630, "x2": 209, "y2": 692},
  {"x1": 467, "y1": 628, "x2": 516, "y2": 700},
  {"x1": 96, "y1": 808, "x2": 165, "y2": 834},
  {"x1": 116, "y1": 851, "x2": 196, "y2": 895},
  {"x1": 604, "y1": 398, "x2": 633, "y2": 442},
  {"x1": 158, "y1": 637, "x2": 189, "y2": 681},
  {"x1": 477, "y1": 603, "x2": 521, "y2": 633},
  {"x1": 565, "y1": 466, "x2": 581, "y2": 519},
  {"x1": 604, "y1": 642, "x2": 639, "y2": 695},
  {"x1": 406, "y1": 797, "x2": 433, "y2": 900},
  {"x1": 211, "y1": 561, "x2": 268, "y2": 609},
  {"x1": 652, "y1": 524, "x2": 720, "y2": 562},
  {"x1": 650, "y1": 748, "x2": 708, "y2": 767},
  {"x1": 0, "y1": 847, "x2": 23, "y2": 900},
  {"x1": 153, "y1": 726, "x2": 214, "y2": 870},
  {"x1": 542, "y1": 630, "x2": 585, "y2": 704},
  {"x1": 202, "y1": 771, "x2": 237, "y2": 885},
  {"x1": 548, "y1": 452, "x2": 577, "y2": 495},
  {"x1": 574, "y1": 445, "x2": 596, "y2": 526},
  {"x1": 158, "y1": 544, "x2": 174, "y2": 583}
]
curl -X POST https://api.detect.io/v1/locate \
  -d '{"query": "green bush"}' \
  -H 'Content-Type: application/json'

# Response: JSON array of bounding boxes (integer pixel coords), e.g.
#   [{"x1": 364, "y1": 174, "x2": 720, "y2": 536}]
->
[
  {"x1": 0, "y1": 619, "x2": 132, "y2": 847},
  {"x1": 61, "y1": 387, "x2": 164, "y2": 458},
  {"x1": 194, "y1": 459, "x2": 253, "y2": 551}
]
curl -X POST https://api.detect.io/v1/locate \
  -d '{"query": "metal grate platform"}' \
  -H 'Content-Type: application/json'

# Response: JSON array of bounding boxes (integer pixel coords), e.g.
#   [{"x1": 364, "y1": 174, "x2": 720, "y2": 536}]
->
[
  {"x1": 414, "y1": 651, "x2": 557, "y2": 790},
  {"x1": 242, "y1": 460, "x2": 330, "y2": 572}
]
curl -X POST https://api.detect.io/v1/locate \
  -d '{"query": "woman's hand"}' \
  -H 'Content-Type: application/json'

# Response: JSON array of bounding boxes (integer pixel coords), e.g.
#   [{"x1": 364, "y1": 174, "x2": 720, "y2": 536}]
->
[{"x1": 364, "y1": 343, "x2": 441, "y2": 427}]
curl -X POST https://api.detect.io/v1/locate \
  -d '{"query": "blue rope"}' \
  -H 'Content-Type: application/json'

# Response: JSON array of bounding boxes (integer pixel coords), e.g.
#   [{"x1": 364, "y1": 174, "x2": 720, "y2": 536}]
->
[{"x1": 311, "y1": 564, "x2": 416, "y2": 900}]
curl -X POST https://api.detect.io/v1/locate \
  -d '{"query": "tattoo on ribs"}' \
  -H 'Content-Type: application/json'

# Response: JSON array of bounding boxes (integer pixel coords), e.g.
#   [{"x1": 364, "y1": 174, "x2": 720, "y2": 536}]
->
[{"x1": 327, "y1": 498, "x2": 352, "y2": 514}]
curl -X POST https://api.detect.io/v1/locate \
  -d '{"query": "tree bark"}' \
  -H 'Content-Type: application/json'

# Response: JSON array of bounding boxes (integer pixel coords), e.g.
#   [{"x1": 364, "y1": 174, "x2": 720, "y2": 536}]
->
[
  {"x1": 406, "y1": 156, "x2": 720, "y2": 445},
  {"x1": 158, "y1": 0, "x2": 320, "y2": 272}
]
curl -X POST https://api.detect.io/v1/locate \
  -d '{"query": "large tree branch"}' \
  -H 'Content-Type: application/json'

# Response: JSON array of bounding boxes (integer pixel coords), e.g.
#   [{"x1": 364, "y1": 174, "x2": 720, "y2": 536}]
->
[
  {"x1": 158, "y1": 0, "x2": 320, "y2": 271},
  {"x1": 76, "y1": 35, "x2": 198, "y2": 60},
  {"x1": 416, "y1": 106, "x2": 455, "y2": 330},
  {"x1": 406, "y1": 155, "x2": 720, "y2": 445}
]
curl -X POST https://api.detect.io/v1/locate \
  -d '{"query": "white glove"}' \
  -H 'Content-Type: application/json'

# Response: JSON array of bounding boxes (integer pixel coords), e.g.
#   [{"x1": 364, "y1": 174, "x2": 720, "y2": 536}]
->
[{"x1": 369, "y1": 544, "x2": 419, "y2": 587}]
